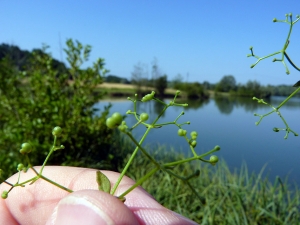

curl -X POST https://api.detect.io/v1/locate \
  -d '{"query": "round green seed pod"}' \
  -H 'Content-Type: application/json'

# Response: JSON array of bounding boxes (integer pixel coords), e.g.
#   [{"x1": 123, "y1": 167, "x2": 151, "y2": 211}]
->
[
  {"x1": 190, "y1": 131, "x2": 198, "y2": 139},
  {"x1": 118, "y1": 124, "x2": 127, "y2": 132},
  {"x1": 52, "y1": 126, "x2": 62, "y2": 137},
  {"x1": 111, "y1": 112, "x2": 123, "y2": 125},
  {"x1": 1, "y1": 190, "x2": 8, "y2": 199},
  {"x1": 140, "y1": 113, "x2": 149, "y2": 122},
  {"x1": 177, "y1": 129, "x2": 185, "y2": 136},
  {"x1": 106, "y1": 117, "x2": 116, "y2": 129},
  {"x1": 210, "y1": 155, "x2": 219, "y2": 165},
  {"x1": 191, "y1": 140, "x2": 197, "y2": 148},
  {"x1": 20, "y1": 143, "x2": 32, "y2": 154},
  {"x1": 17, "y1": 164, "x2": 24, "y2": 171}
]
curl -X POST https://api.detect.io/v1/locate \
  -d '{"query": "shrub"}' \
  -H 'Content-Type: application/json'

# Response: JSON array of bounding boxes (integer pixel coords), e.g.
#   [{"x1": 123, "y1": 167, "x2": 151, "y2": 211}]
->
[{"x1": 0, "y1": 39, "x2": 125, "y2": 177}]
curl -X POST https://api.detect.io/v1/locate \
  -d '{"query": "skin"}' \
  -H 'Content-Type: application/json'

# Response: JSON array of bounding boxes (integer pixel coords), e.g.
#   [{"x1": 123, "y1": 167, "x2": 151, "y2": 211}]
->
[{"x1": 0, "y1": 166, "x2": 198, "y2": 225}]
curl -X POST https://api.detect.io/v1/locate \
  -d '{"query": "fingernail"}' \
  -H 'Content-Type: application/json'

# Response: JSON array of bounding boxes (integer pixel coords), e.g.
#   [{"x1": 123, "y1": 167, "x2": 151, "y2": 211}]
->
[{"x1": 51, "y1": 195, "x2": 115, "y2": 225}]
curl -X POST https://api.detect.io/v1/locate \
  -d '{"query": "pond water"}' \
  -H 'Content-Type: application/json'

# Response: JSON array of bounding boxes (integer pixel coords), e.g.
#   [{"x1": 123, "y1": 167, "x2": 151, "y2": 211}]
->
[{"x1": 95, "y1": 95, "x2": 300, "y2": 186}]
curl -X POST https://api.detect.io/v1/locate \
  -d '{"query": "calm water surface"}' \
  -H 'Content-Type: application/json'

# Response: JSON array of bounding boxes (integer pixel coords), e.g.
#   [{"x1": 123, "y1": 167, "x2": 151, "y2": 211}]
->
[{"x1": 95, "y1": 96, "x2": 300, "y2": 186}]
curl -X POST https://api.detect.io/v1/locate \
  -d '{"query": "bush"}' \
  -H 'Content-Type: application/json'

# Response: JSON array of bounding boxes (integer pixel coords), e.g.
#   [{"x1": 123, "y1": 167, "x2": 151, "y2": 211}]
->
[
  {"x1": 184, "y1": 82, "x2": 209, "y2": 99},
  {"x1": 0, "y1": 39, "x2": 126, "y2": 177}
]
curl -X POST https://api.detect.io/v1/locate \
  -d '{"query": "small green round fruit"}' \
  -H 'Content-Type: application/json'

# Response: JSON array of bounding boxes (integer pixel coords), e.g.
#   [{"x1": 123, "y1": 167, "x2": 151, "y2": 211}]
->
[
  {"x1": 140, "y1": 113, "x2": 149, "y2": 122},
  {"x1": 118, "y1": 124, "x2": 126, "y2": 132},
  {"x1": 111, "y1": 112, "x2": 123, "y2": 125},
  {"x1": 17, "y1": 164, "x2": 24, "y2": 171},
  {"x1": 20, "y1": 143, "x2": 32, "y2": 154},
  {"x1": 210, "y1": 155, "x2": 219, "y2": 165},
  {"x1": 52, "y1": 126, "x2": 62, "y2": 136},
  {"x1": 106, "y1": 117, "x2": 116, "y2": 129},
  {"x1": 1, "y1": 190, "x2": 8, "y2": 199},
  {"x1": 178, "y1": 129, "x2": 185, "y2": 136},
  {"x1": 191, "y1": 140, "x2": 197, "y2": 148},
  {"x1": 190, "y1": 131, "x2": 197, "y2": 137}
]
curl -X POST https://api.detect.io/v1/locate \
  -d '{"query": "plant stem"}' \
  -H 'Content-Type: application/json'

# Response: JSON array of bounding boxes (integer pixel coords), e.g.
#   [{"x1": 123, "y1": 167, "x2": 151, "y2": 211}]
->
[
  {"x1": 118, "y1": 167, "x2": 159, "y2": 198},
  {"x1": 110, "y1": 126, "x2": 151, "y2": 195},
  {"x1": 39, "y1": 136, "x2": 57, "y2": 175}
]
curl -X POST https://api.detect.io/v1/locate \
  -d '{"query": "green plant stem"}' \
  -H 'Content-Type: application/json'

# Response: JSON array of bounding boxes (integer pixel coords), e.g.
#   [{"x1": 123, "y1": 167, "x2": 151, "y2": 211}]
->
[
  {"x1": 251, "y1": 51, "x2": 281, "y2": 67},
  {"x1": 276, "y1": 86, "x2": 300, "y2": 109},
  {"x1": 184, "y1": 136, "x2": 197, "y2": 156},
  {"x1": 15, "y1": 176, "x2": 37, "y2": 187},
  {"x1": 164, "y1": 145, "x2": 220, "y2": 168},
  {"x1": 13, "y1": 167, "x2": 73, "y2": 193},
  {"x1": 284, "y1": 52, "x2": 300, "y2": 71},
  {"x1": 118, "y1": 167, "x2": 159, "y2": 198},
  {"x1": 40, "y1": 174, "x2": 73, "y2": 193},
  {"x1": 119, "y1": 146, "x2": 220, "y2": 198},
  {"x1": 110, "y1": 126, "x2": 152, "y2": 195},
  {"x1": 125, "y1": 132, "x2": 160, "y2": 167},
  {"x1": 39, "y1": 136, "x2": 57, "y2": 175},
  {"x1": 153, "y1": 97, "x2": 167, "y2": 106}
]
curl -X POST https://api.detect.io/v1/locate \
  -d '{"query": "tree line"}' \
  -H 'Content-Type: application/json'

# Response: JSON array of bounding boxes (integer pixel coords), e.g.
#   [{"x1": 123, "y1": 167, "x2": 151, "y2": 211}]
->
[{"x1": 1, "y1": 43, "x2": 298, "y2": 99}]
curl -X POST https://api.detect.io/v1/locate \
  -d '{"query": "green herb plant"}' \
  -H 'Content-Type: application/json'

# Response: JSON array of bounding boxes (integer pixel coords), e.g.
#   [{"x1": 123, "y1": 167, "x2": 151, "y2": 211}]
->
[
  {"x1": 247, "y1": 13, "x2": 300, "y2": 138},
  {"x1": 1, "y1": 90, "x2": 220, "y2": 203}
]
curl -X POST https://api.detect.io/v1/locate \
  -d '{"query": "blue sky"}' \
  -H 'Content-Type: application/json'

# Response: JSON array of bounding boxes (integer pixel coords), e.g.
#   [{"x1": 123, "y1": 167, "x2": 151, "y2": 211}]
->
[{"x1": 1, "y1": 0, "x2": 300, "y2": 85}]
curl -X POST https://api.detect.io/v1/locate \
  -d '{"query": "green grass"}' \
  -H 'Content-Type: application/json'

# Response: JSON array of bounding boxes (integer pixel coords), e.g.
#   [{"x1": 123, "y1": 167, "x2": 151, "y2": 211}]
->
[{"x1": 123, "y1": 148, "x2": 300, "y2": 224}]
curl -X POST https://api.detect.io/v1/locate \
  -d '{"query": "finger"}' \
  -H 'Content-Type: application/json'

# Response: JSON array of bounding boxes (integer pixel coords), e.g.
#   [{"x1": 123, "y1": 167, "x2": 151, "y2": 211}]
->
[
  {"x1": 45, "y1": 189, "x2": 139, "y2": 225},
  {"x1": 0, "y1": 166, "x2": 198, "y2": 225}
]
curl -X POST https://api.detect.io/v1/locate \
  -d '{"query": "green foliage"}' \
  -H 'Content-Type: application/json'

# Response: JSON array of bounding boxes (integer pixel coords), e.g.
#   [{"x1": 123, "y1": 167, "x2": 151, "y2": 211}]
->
[
  {"x1": 154, "y1": 74, "x2": 168, "y2": 96},
  {"x1": 215, "y1": 75, "x2": 237, "y2": 92},
  {"x1": 184, "y1": 82, "x2": 209, "y2": 99},
  {"x1": 0, "y1": 43, "x2": 68, "y2": 73},
  {"x1": 235, "y1": 80, "x2": 271, "y2": 98},
  {"x1": 0, "y1": 39, "x2": 125, "y2": 178},
  {"x1": 171, "y1": 73, "x2": 184, "y2": 90},
  {"x1": 125, "y1": 150, "x2": 300, "y2": 224},
  {"x1": 104, "y1": 74, "x2": 130, "y2": 84},
  {"x1": 267, "y1": 84, "x2": 300, "y2": 97}
]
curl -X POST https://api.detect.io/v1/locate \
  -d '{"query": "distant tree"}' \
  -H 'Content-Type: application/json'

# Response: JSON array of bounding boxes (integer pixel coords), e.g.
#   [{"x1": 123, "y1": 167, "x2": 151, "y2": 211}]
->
[
  {"x1": 131, "y1": 62, "x2": 148, "y2": 95},
  {"x1": 154, "y1": 74, "x2": 168, "y2": 96},
  {"x1": 151, "y1": 57, "x2": 160, "y2": 87},
  {"x1": 150, "y1": 58, "x2": 168, "y2": 95},
  {"x1": 202, "y1": 81, "x2": 215, "y2": 90},
  {"x1": 215, "y1": 75, "x2": 236, "y2": 92},
  {"x1": 105, "y1": 75, "x2": 129, "y2": 84},
  {"x1": 184, "y1": 82, "x2": 208, "y2": 99},
  {"x1": 0, "y1": 43, "x2": 68, "y2": 74},
  {"x1": 171, "y1": 74, "x2": 184, "y2": 90}
]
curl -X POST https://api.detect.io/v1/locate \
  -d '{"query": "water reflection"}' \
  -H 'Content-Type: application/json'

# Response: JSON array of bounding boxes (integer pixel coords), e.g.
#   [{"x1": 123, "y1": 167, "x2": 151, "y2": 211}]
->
[
  {"x1": 95, "y1": 96, "x2": 300, "y2": 186},
  {"x1": 213, "y1": 96, "x2": 300, "y2": 114}
]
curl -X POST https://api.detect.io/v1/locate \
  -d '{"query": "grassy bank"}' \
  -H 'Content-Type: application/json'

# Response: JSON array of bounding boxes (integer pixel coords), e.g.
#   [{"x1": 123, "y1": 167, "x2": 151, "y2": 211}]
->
[
  {"x1": 122, "y1": 148, "x2": 300, "y2": 224},
  {"x1": 97, "y1": 82, "x2": 178, "y2": 97}
]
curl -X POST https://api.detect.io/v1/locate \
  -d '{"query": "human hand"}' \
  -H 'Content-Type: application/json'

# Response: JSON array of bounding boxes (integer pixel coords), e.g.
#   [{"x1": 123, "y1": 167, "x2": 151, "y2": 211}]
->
[{"x1": 0, "y1": 166, "x2": 198, "y2": 225}]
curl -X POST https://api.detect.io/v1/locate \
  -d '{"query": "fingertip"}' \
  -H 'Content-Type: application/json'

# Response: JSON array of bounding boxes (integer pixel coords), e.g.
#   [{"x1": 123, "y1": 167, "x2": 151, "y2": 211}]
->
[{"x1": 46, "y1": 190, "x2": 139, "y2": 225}]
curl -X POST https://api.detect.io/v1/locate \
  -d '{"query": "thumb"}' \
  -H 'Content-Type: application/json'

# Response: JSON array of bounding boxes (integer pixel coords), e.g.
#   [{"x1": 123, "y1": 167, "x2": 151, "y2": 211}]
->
[{"x1": 46, "y1": 190, "x2": 139, "y2": 225}]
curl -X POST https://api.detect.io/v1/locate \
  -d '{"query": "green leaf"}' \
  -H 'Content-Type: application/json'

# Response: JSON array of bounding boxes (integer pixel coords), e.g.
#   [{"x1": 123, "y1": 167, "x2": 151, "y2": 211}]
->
[{"x1": 96, "y1": 171, "x2": 111, "y2": 193}]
